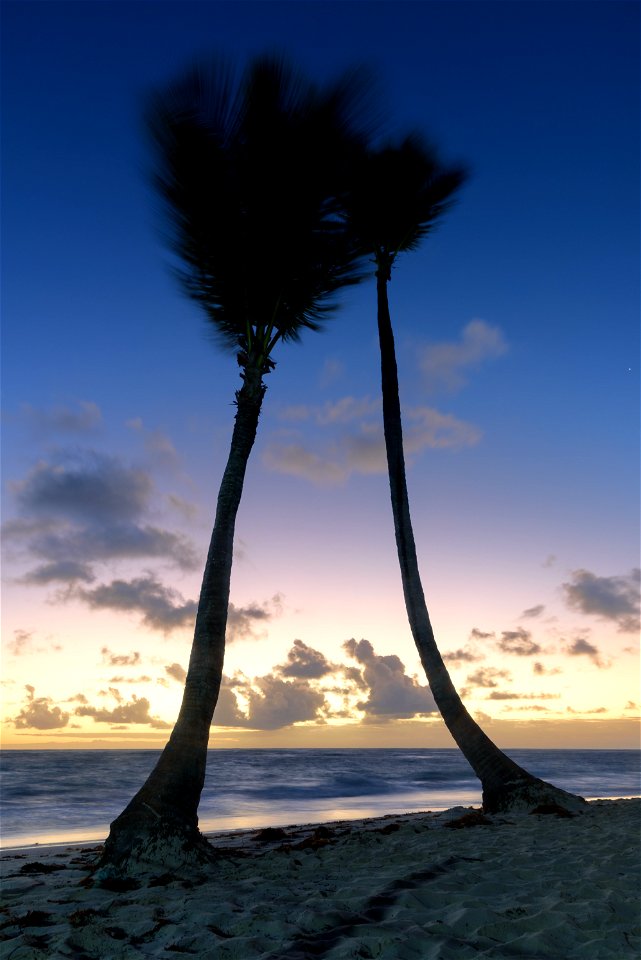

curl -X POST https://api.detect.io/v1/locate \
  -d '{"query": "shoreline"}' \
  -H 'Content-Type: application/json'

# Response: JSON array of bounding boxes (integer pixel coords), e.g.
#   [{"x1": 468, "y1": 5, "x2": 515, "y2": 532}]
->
[
  {"x1": 1, "y1": 798, "x2": 639, "y2": 958},
  {"x1": 2, "y1": 791, "x2": 639, "y2": 854}
]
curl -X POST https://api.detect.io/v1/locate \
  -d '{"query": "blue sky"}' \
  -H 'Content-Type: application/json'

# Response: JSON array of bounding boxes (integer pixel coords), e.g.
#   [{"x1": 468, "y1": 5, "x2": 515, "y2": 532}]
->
[{"x1": 2, "y1": 1, "x2": 639, "y2": 748}]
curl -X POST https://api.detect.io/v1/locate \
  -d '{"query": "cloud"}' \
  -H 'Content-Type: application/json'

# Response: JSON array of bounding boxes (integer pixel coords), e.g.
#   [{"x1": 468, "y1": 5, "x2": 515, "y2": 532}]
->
[
  {"x1": 565, "y1": 637, "x2": 609, "y2": 668},
  {"x1": 420, "y1": 319, "x2": 508, "y2": 393},
  {"x1": 212, "y1": 684, "x2": 250, "y2": 726},
  {"x1": 29, "y1": 523, "x2": 197, "y2": 571},
  {"x1": 521, "y1": 604, "x2": 545, "y2": 619},
  {"x1": 18, "y1": 560, "x2": 96, "y2": 585},
  {"x1": 319, "y1": 358, "x2": 345, "y2": 388},
  {"x1": 76, "y1": 695, "x2": 171, "y2": 728},
  {"x1": 14, "y1": 451, "x2": 151, "y2": 524},
  {"x1": 7, "y1": 630, "x2": 34, "y2": 656},
  {"x1": 497, "y1": 628, "x2": 542, "y2": 657},
  {"x1": 442, "y1": 647, "x2": 484, "y2": 666},
  {"x1": 469, "y1": 628, "x2": 495, "y2": 641},
  {"x1": 242, "y1": 676, "x2": 326, "y2": 729},
  {"x1": 226, "y1": 594, "x2": 283, "y2": 642},
  {"x1": 277, "y1": 639, "x2": 334, "y2": 679},
  {"x1": 562, "y1": 568, "x2": 640, "y2": 632},
  {"x1": 213, "y1": 674, "x2": 326, "y2": 729},
  {"x1": 165, "y1": 662, "x2": 187, "y2": 684},
  {"x1": 21, "y1": 400, "x2": 102, "y2": 435},
  {"x1": 6, "y1": 449, "x2": 198, "y2": 582},
  {"x1": 78, "y1": 576, "x2": 197, "y2": 633},
  {"x1": 343, "y1": 638, "x2": 437, "y2": 720},
  {"x1": 486, "y1": 691, "x2": 560, "y2": 701},
  {"x1": 533, "y1": 661, "x2": 561, "y2": 676},
  {"x1": 263, "y1": 443, "x2": 348, "y2": 485},
  {"x1": 263, "y1": 403, "x2": 479, "y2": 486},
  {"x1": 127, "y1": 418, "x2": 180, "y2": 467},
  {"x1": 465, "y1": 667, "x2": 512, "y2": 689},
  {"x1": 13, "y1": 686, "x2": 70, "y2": 729},
  {"x1": 101, "y1": 647, "x2": 141, "y2": 666}
]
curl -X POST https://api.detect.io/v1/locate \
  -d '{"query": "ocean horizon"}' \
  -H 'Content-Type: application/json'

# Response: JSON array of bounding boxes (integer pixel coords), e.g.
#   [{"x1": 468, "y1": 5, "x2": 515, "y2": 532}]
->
[{"x1": 1, "y1": 747, "x2": 639, "y2": 849}]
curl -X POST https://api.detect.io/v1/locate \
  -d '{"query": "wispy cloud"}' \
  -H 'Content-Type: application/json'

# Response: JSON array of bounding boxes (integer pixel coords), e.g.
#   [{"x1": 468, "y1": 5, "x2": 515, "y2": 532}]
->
[
  {"x1": 21, "y1": 400, "x2": 103, "y2": 435},
  {"x1": 420, "y1": 319, "x2": 508, "y2": 393},
  {"x1": 264, "y1": 400, "x2": 480, "y2": 486}
]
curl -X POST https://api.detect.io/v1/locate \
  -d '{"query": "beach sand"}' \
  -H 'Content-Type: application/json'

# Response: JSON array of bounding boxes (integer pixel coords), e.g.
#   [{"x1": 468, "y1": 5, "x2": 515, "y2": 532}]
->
[{"x1": 1, "y1": 798, "x2": 639, "y2": 959}]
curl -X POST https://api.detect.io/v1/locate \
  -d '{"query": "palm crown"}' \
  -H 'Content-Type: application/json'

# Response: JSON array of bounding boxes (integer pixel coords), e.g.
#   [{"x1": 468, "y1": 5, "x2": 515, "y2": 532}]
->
[
  {"x1": 346, "y1": 134, "x2": 467, "y2": 275},
  {"x1": 147, "y1": 56, "x2": 376, "y2": 369}
]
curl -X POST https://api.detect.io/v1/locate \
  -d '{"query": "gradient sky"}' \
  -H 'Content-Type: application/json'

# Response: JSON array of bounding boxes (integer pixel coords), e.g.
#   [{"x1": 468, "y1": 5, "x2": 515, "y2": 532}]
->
[{"x1": 2, "y1": 1, "x2": 639, "y2": 750}]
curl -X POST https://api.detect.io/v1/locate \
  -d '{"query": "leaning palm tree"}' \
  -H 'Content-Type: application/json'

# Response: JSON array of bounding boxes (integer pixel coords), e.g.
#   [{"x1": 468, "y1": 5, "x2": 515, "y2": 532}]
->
[
  {"x1": 99, "y1": 57, "x2": 375, "y2": 873},
  {"x1": 347, "y1": 137, "x2": 584, "y2": 813}
]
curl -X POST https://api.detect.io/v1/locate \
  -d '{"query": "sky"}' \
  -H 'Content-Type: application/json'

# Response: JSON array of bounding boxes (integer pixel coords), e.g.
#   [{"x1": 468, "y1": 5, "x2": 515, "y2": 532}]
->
[{"x1": 1, "y1": 0, "x2": 639, "y2": 751}]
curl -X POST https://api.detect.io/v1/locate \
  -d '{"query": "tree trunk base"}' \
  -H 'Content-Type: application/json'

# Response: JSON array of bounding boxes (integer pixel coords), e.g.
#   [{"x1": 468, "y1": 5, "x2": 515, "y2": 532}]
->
[
  {"x1": 95, "y1": 802, "x2": 216, "y2": 881},
  {"x1": 482, "y1": 775, "x2": 587, "y2": 815}
]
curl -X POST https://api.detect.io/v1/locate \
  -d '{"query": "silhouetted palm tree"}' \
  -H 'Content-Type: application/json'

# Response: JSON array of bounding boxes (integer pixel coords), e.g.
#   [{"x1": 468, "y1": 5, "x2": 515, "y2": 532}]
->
[
  {"x1": 347, "y1": 136, "x2": 584, "y2": 813},
  {"x1": 100, "y1": 56, "x2": 375, "y2": 872}
]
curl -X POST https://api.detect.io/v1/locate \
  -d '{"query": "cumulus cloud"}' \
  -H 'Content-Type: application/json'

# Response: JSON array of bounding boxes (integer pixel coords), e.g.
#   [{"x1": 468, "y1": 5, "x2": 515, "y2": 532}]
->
[
  {"x1": 242, "y1": 676, "x2": 326, "y2": 729},
  {"x1": 343, "y1": 638, "x2": 437, "y2": 720},
  {"x1": 420, "y1": 319, "x2": 508, "y2": 393},
  {"x1": 78, "y1": 576, "x2": 197, "y2": 633},
  {"x1": 565, "y1": 637, "x2": 609, "y2": 668},
  {"x1": 212, "y1": 674, "x2": 326, "y2": 729},
  {"x1": 75, "y1": 693, "x2": 170, "y2": 728},
  {"x1": 278, "y1": 639, "x2": 334, "y2": 679},
  {"x1": 497, "y1": 628, "x2": 542, "y2": 657},
  {"x1": 212, "y1": 683, "x2": 251, "y2": 726},
  {"x1": 562, "y1": 568, "x2": 640, "y2": 632},
  {"x1": 13, "y1": 686, "x2": 70, "y2": 729}
]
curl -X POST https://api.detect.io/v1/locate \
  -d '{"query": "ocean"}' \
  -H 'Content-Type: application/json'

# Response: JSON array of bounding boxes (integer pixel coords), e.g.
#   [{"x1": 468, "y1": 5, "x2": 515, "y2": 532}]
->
[{"x1": 1, "y1": 748, "x2": 639, "y2": 848}]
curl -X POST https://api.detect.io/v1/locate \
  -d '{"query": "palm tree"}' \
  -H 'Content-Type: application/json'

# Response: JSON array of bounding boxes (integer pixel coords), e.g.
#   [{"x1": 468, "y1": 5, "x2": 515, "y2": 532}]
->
[
  {"x1": 347, "y1": 137, "x2": 585, "y2": 813},
  {"x1": 99, "y1": 56, "x2": 375, "y2": 873}
]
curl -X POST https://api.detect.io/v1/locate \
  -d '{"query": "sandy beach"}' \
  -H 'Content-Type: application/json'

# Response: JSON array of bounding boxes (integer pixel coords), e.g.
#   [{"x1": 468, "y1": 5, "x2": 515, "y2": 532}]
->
[{"x1": 1, "y1": 798, "x2": 639, "y2": 959}]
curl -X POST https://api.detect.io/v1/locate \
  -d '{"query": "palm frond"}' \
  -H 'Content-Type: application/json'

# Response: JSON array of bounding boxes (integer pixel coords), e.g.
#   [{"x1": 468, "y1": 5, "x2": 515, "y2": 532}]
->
[
  {"x1": 346, "y1": 133, "x2": 468, "y2": 263},
  {"x1": 145, "y1": 54, "x2": 376, "y2": 357}
]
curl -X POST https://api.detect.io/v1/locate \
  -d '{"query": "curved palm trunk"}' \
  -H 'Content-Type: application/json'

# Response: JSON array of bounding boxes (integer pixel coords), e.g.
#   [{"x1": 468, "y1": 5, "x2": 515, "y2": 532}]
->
[
  {"x1": 99, "y1": 361, "x2": 266, "y2": 873},
  {"x1": 376, "y1": 264, "x2": 584, "y2": 813}
]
